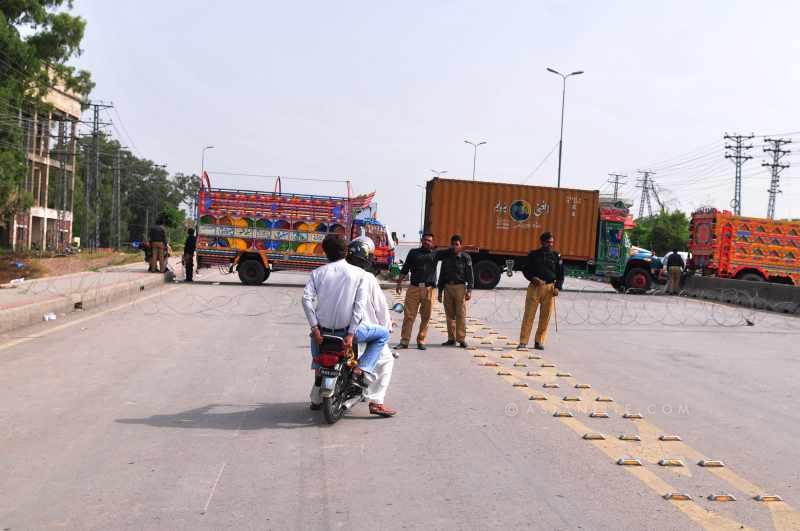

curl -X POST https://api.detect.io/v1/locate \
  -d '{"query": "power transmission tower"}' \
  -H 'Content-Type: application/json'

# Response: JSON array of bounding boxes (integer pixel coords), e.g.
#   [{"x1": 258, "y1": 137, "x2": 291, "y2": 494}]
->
[
  {"x1": 607, "y1": 173, "x2": 626, "y2": 201},
  {"x1": 762, "y1": 137, "x2": 791, "y2": 219},
  {"x1": 636, "y1": 170, "x2": 656, "y2": 218},
  {"x1": 724, "y1": 133, "x2": 754, "y2": 215},
  {"x1": 88, "y1": 101, "x2": 113, "y2": 249}
]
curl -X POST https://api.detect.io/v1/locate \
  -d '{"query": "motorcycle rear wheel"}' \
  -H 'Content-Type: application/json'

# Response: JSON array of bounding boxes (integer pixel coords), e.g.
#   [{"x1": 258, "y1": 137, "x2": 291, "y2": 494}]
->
[{"x1": 322, "y1": 374, "x2": 347, "y2": 424}]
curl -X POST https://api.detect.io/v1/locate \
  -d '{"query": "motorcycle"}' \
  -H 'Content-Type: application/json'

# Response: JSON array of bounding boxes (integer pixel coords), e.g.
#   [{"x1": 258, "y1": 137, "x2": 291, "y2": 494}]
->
[{"x1": 315, "y1": 335, "x2": 367, "y2": 424}]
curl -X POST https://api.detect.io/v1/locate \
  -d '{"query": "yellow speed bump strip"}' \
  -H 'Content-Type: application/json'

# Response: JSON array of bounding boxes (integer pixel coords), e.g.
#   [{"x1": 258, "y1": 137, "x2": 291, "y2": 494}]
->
[
  {"x1": 582, "y1": 433, "x2": 606, "y2": 440},
  {"x1": 708, "y1": 494, "x2": 737, "y2": 502},
  {"x1": 663, "y1": 493, "x2": 692, "y2": 501},
  {"x1": 658, "y1": 459, "x2": 686, "y2": 467},
  {"x1": 698, "y1": 460, "x2": 725, "y2": 468}
]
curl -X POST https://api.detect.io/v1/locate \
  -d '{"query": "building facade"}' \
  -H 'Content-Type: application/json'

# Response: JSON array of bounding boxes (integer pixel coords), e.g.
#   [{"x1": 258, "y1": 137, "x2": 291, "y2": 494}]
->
[{"x1": 6, "y1": 82, "x2": 81, "y2": 251}]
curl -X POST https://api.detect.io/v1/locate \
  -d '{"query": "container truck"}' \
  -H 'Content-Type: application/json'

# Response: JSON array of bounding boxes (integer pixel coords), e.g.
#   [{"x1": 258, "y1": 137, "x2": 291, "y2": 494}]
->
[
  {"x1": 423, "y1": 178, "x2": 638, "y2": 289},
  {"x1": 195, "y1": 173, "x2": 392, "y2": 284},
  {"x1": 687, "y1": 208, "x2": 800, "y2": 285}
]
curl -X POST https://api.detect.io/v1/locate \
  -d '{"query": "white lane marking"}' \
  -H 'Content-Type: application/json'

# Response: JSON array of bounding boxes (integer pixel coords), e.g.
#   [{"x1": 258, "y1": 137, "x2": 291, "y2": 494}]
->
[{"x1": 202, "y1": 462, "x2": 227, "y2": 514}]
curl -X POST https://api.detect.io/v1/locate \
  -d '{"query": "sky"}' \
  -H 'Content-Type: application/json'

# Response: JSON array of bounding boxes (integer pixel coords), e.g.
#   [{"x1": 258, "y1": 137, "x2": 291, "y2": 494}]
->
[{"x1": 70, "y1": 0, "x2": 800, "y2": 238}]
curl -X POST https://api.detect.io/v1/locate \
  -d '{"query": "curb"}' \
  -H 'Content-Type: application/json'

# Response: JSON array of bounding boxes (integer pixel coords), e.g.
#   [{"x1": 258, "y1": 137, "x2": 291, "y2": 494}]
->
[{"x1": 0, "y1": 272, "x2": 169, "y2": 335}]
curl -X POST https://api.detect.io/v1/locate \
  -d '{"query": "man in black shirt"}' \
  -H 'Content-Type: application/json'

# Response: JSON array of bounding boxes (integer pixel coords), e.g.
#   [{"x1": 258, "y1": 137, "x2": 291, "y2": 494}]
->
[
  {"x1": 437, "y1": 234, "x2": 474, "y2": 348},
  {"x1": 395, "y1": 233, "x2": 438, "y2": 350},
  {"x1": 665, "y1": 248, "x2": 685, "y2": 294},
  {"x1": 183, "y1": 228, "x2": 197, "y2": 282},
  {"x1": 518, "y1": 231, "x2": 564, "y2": 351},
  {"x1": 148, "y1": 218, "x2": 168, "y2": 273}
]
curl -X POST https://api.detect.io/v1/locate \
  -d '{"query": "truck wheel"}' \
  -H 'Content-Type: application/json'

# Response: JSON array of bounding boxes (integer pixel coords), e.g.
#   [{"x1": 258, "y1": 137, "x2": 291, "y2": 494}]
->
[
  {"x1": 261, "y1": 269, "x2": 271, "y2": 284},
  {"x1": 624, "y1": 267, "x2": 652, "y2": 292},
  {"x1": 475, "y1": 260, "x2": 502, "y2": 290},
  {"x1": 737, "y1": 272, "x2": 764, "y2": 283},
  {"x1": 238, "y1": 259, "x2": 266, "y2": 285}
]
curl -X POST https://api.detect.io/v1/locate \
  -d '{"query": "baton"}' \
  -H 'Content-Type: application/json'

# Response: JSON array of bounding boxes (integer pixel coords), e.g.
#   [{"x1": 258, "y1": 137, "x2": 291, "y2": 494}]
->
[{"x1": 553, "y1": 296, "x2": 558, "y2": 333}]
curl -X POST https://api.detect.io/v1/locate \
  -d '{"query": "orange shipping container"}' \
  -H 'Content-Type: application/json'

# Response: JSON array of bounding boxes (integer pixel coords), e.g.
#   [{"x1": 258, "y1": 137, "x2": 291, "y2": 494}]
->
[{"x1": 424, "y1": 178, "x2": 599, "y2": 261}]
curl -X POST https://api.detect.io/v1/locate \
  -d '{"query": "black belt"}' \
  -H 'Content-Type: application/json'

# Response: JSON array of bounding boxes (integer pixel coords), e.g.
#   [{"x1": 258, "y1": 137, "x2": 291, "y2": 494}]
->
[{"x1": 319, "y1": 327, "x2": 348, "y2": 334}]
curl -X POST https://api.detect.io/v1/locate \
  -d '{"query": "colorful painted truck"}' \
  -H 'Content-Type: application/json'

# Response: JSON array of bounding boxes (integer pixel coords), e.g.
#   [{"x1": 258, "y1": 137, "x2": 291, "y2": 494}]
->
[
  {"x1": 687, "y1": 208, "x2": 800, "y2": 285},
  {"x1": 423, "y1": 178, "x2": 635, "y2": 289},
  {"x1": 195, "y1": 173, "x2": 392, "y2": 284}
]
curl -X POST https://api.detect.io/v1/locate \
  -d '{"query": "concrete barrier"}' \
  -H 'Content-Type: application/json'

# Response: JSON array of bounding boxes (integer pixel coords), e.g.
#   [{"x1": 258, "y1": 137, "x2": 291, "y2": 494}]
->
[
  {"x1": 0, "y1": 273, "x2": 168, "y2": 335},
  {"x1": 681, "y1": 275, "x2": 800, "y2": 314}
]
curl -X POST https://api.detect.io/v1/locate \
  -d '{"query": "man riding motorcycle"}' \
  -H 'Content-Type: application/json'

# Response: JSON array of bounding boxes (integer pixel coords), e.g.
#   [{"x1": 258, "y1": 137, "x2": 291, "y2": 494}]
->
[
  {"x1": 302, "y1": 234, "x2": 390, "y2": 412},
  {"x1": 346, "y1": 237, "x2": 398, "y2": 417}
]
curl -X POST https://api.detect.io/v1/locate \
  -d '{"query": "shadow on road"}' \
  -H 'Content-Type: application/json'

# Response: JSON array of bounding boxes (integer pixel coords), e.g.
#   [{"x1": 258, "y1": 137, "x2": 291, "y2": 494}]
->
[{"x1": 115, "y1": 402, "x2": 319, "y2": 431}]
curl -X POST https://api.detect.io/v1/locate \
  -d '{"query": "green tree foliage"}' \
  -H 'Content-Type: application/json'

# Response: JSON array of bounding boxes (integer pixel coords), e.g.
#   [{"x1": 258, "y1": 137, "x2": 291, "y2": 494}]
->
[
  {"x1": 1, "y1": 1, "x2": 93, "y2": 218},
  {"x1": 630, "y1": 210, "x2": 689, "y2": 256}
]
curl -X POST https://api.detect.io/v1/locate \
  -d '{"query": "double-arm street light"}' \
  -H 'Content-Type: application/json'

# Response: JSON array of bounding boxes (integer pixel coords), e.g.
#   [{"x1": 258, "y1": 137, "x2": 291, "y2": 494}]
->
[
  {"x1": 546, "y1": 67, "x2": 583, "y2": 188},
  {"x1": 464, "y1": 140, "x2": 487, "y2": 181}
]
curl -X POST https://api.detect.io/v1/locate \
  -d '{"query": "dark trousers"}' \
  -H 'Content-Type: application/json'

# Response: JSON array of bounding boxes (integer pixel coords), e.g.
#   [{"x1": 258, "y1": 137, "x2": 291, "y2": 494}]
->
[{"x1": 184, "y1": 254, "x2": 194, "y2": 281}]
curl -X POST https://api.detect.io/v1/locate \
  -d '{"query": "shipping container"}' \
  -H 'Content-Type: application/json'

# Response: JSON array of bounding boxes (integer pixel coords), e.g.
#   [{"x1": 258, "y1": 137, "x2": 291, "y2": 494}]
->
[
  {"x1": 688, "y1": 208, "x2": 800, "y2": 285},
  {"x1": 424, "y1": 178, "x2": 600, "y2": 288}
]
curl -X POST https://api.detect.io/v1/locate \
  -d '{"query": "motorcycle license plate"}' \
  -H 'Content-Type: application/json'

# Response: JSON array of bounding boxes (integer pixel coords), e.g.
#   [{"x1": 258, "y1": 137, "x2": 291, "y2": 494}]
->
[{"x1": 319, "y1": 367, "x2": 339, "y2": 378}]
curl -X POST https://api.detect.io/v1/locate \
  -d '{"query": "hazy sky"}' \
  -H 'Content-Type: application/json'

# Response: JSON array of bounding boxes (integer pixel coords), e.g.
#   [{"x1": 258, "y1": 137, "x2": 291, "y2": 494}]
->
[{"x1": 72, "y1": 1, "x2": 800, "y2": 237}]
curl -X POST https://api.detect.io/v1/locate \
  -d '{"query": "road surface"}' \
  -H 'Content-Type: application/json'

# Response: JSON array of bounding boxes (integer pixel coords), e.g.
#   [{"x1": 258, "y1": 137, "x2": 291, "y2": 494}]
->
[{"x1": 0, "y1": 268, "x2": 798, "y2": 530}]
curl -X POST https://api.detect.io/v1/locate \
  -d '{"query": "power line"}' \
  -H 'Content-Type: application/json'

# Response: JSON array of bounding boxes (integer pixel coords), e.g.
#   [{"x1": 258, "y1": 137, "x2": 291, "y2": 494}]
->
[{"x1": 607, "y1": 173, "x2": 626, "y2": 201}]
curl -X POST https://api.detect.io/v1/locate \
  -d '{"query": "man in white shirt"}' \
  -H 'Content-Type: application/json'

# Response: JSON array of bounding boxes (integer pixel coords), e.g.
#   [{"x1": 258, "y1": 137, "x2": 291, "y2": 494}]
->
[
  {"x1": 346, "y1": 238, "x2": 397, "y2": 417},
  {"x1": 302, "y1": 234, "x2": 390, "y2": 410}
]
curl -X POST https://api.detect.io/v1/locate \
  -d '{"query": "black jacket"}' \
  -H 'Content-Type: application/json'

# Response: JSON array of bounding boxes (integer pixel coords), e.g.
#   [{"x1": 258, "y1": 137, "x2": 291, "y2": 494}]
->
[
  {"x1": 523, "y1": 248, "x2": 564, "y2": 290},
  {"x1": 666, "y1": 252, "x2": 685, "y2": 269},
  {"x1": 184, "y1": 234, "x2": 197, "y2": 255},
  {"x1": 400, "y1": 247, "x2": 438, "y2": 286},
  {"x1": 437, "y1": 250, "x2": 474, "y2": 291}
]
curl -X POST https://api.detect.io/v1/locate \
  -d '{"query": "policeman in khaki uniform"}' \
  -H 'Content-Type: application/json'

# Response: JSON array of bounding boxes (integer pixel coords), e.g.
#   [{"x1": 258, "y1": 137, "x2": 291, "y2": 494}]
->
[
  {"x1": 518, "y1": 232, "x2": 564, "y2": 351},
  {"x1": 437, "y1": 234, "x2": 474, "y2": 348},
  {"x1": 395, "y1": 233, "x2": 438, "y2": 350}
]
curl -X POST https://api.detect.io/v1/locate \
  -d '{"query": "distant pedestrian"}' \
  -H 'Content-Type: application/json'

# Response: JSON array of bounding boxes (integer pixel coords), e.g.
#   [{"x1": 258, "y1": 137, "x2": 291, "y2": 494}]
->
[
  {"x1": 437, "y1": 234, "x2": 473, "y2": 348},
  {"x1": 518, "y1": 232, "x2": 564, "y2": 351},
  {"x1": 665, "y1": 249, "x2": 685, "y2": 294},
  {"x1": 395, "y1": 233, "x2": 438, "y2": 350},
  {"x1": 183, "y1": 228, "x2": 197, "y2": 282},
  {"x1": 148, "y1": 217, "x2": 168, "y2": 273}
]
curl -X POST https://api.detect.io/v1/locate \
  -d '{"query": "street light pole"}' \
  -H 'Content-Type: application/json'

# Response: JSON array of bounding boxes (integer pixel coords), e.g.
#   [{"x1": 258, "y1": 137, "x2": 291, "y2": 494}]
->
[
  {"x1": 430, "y1": 169, "x2": 448, "y2": 178},
  {"x1": 547, "y1": 67, "x2": 583, "y2": 188},
  {"x1": 199, "y1": 145, "x2": 214, "y2": 225},
  {"x1": 464, "y1": 140, "x2": 487, "y2": 181},
  {"x1": 415, "y1": 184, "x2": 426, "y2": 236}
]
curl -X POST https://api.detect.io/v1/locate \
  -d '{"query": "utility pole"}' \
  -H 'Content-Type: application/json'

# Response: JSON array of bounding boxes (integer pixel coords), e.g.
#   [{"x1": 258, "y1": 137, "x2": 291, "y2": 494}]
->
[
  {"x1": 724, "y1": 133, "x2": 754, "y2": 215},
  {"x1": 762, "y1": 137, "x2": 791, "y2": 219},
  {"x1": 113, "y1": 150, "x2": 121, "y2": 249},
  {"x1": 636, "y1": 170, "x2": 656, "y2": 218},
  {"x1": 607, "y1": 173, "x2": 626, "y2": 201},
  {"x1": 88, "y1": 101, "x2": 113, "y2": 250}
]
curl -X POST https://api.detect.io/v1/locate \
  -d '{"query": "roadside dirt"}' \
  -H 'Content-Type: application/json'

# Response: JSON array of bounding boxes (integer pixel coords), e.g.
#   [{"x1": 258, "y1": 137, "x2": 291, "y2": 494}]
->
[{"x1": 0, "y1": 251, "x2": 144, "y2": 284}]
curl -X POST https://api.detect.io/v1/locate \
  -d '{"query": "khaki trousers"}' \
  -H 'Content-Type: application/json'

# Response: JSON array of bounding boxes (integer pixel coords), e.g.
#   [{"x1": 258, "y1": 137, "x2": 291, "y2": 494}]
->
[
  {"x1": 519, "y1": 283, "x2": 555, "y2": 346},
  {"x1": 150, "y1": 242, "x2": 166, "y2": 273},
  {"x1": 401, "y1": 286, "x2": 434, "y2": 345},
  {"x1": 668, "y1": 266, "x2": 682, "y2": 294},
  {"x1": 443, "y1": 283, "x2": 467, "y2": 342}
]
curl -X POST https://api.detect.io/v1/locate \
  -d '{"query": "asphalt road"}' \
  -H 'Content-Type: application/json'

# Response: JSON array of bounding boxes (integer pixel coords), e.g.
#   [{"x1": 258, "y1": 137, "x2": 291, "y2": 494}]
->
[{"x1": 1, "y1": 268, "x2": 798, "y2": 530}]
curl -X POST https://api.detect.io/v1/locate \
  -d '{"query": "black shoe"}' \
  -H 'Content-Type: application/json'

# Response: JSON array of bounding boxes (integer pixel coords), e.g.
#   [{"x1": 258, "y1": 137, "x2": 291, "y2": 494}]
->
[
  {"x1": 458, "y1": 341, "x2": 468, "y2": 348},
  {"x1": 394, "y1": 343, "x2": 409, "y2": 349},
  {"x1": 516, "y1": 344, "x2": 528, "y2": 351},
  {"x1": 310, "y1": 403, "x2": 322, "y2": 411},
  {"x1": 417, "y1": 343, "x2": 427, "y2": 351},
  {"x1": 534, "y1": 343, "x2": 545, "y2": 351},
  {"x1": 441, "y1": 340, "x2": 456, "y2": 346}
]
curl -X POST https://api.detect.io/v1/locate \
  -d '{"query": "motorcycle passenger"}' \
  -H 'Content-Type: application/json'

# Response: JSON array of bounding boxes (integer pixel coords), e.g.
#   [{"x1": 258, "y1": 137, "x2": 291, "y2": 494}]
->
[
  {"x1": 302, "y1": 234, "x2": 390, "y2": 411},
  {"x1": 346, "y1": 238, "x2": 398, "y2": 417}
]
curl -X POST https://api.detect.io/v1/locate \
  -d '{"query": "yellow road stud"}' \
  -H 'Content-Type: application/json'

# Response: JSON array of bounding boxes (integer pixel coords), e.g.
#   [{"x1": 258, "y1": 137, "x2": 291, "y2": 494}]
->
[
  {"x1": 707, "y1": 494, "x2": 736, "y2": 502},
  {"x1": 658, "y1": 459, "x2": 685, "y2": 467},
  {"x1": 698, "y1": 460, "x2": 725, "y2": 468},
  {"x1": 617, "y1": 458, "x2": 643, "y2": 466}
]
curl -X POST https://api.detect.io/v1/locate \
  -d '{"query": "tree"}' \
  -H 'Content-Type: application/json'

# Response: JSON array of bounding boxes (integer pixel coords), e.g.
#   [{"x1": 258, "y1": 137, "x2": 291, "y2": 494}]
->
[
  {"x1": 630, "y1": 210, "x2": 689, "y2": 255},
  {"x1": 1, "y1": 1, "x2": 93, "y2": 226}
]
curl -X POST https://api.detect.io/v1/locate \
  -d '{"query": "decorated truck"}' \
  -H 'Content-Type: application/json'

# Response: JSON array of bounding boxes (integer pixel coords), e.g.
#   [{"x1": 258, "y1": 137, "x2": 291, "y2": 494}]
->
[
  {"x1": 687, "y1": 208, "x2": 800, "y2": 285},
  {"x1": 423, "y1": 178, "x2": 637, "y2": 289},
  {"x1": 195, "y1": 173, "x2": 393, "y2": 284}
]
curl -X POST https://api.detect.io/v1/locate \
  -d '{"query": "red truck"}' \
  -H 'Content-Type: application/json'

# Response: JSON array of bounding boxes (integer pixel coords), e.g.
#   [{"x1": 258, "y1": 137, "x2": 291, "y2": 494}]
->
[{"x1": 687, "y1": 208, "x2": 800, "y2": 285}]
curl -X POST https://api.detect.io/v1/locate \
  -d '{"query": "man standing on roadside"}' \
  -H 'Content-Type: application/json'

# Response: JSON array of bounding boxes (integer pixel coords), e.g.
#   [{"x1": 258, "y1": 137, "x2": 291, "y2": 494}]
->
[
  {"x1": 437, "y1": 234, "x2": 473, "y2": 348},
  {"x1": 395, "y1": 233, "x2": 438, "y2": 351},
  {"x1": 183, "y1": 228, "x2": 197, "y2": 282},
  {"x1": 148, "y1": 216, "x2": 168, "y2": 273},
  {"x1": 665, "y1": 249, "x2": 685, "y2": 294},
  {"x1": 518, "y1": 232, "x2": 564, "y2": 351}
]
